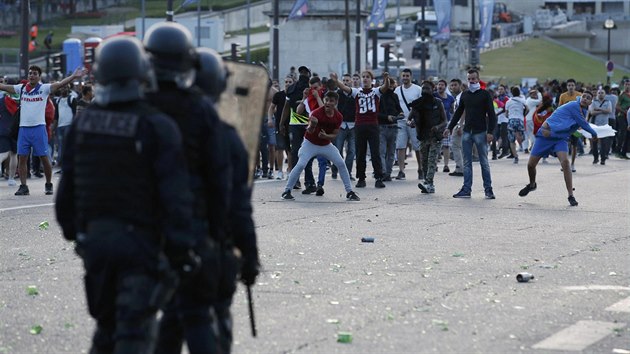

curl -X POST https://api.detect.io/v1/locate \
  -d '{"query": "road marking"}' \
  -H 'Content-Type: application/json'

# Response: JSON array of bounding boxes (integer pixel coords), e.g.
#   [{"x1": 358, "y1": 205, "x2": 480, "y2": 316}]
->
[
  {"x1": 606, "y1": 297, "x2": 630, "y2": 313},
  {"x1": 0, "y1": 203, "x2": 54, "y2": 212},
  {"x1": 532, "y1": 320, "x2": 626, "y2": 351},
  {"x1": 563, "y1": 285, "x2": 630, "y2": 291}
]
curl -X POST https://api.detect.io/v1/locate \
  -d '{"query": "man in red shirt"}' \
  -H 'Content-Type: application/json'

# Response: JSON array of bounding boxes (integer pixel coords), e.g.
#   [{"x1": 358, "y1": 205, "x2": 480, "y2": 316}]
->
[
  {"x1": 282, "y1": 91, "x2": 360, "y2": 201},
  {"x1": 331, "y1": 71, "x2": 390, "y2": 189}
]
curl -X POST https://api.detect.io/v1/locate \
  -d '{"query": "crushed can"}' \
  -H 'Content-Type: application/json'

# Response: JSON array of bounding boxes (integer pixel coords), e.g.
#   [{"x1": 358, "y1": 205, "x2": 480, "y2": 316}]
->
[{"x1": 516, "y1": 272, "x2": 534, "y2": 283}]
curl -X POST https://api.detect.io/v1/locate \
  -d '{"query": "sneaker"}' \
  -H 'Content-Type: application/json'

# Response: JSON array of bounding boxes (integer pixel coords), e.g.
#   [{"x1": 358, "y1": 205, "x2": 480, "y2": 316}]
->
[
  {"x1": 485, "y1": 189, "x2": 496, "y2": 199},
  {"x1": 395, "y1": 171, "x2": 406, "y2": 180},
  {"x1": 331, "y1": 170, "x2": 338, "y2": 179},
  {"x1": 542, "y1": 158, "x2": 549, "y2": 164},
  {"x1": 350, "y1": 176, "x2": 356, "y2": 181},
  {"x1": 34, "y1": 171, "x2": 43, "y2": 178},
  {"x1": 513, "y1": 156, "x2": 519, "y2": 164},
  {"x1": 449, "y1": 171, "x2": 463, "y2": 177},
  {"x1": 418, "y1": 182, "x2": 435, "y2": 194},
  {"x1": 498, "y1": 151, "x2": 509, "y2": 159},
  {"x1": 293, "y1": 181, "x2": 302, "y2": 190},
  {"x1": 452, "y1": 189, "x2": 471, "y2": 198},
  {"x1": 600, "y1": 160, "x2": 605, "y2": 165},
  {"x1": 346, "y1": 191, "x2": 360, "y2": 201},
  {"x1": 261, "y1": 171, "x2": 269, "y2": 179},
  {"x1": 375, "y1": 179, "x2": 386, "y2": 188},
  {"x1": 281, "y1": 191, "x2": 295, "y2": 200},
  {"x1": 267, "y1": 171, "x2": 274, "y2": 179},
  {"x1": 382, "y1": 175, "x2": 392, "y2": 182},
  {"x1": 14, "y1": 184, "x2": 29, "y2": 196},
  {"x1": 492, "y1": 155, "x2": 497, "y2": 160},
  {"x1": 568, "y1": 195, "x2": 578, "y2": 206},
  {"x1": 427, "y1": 184, "x2": 435, "y2": 193},
  {"x1": 356, "y1": 179, "x2": 366, "y2": 188},
  {"x1": 592, "y1": 159, "x2": 599, "y2": 164},
  {"x1": 302, "y1": 185, "x2": 317, "y2": 195},
  {"x1": 443, "y1": 166, "x2": 450, "y2": 173},
  {"x1": 45, "y1": 182, "x2": 53, "y2": 195},
  {"x1": 518, "y1": 183, "x2": 537, "y2": 197},
  {"x1": 315, "y1": 186, "x2": 325, "y2": 196},
  {"x1": 7, "y1": 179, "x2": 16, "y2": 187},
  {"x1": 276, "y1": 171, "x2": 284, "y2": 180},
  {"x1": 571, "y1": 165, "x2": 576, "y2": 173},
  {"x1": 417, "y1": 182, "x2": 429, "y2": 194}
]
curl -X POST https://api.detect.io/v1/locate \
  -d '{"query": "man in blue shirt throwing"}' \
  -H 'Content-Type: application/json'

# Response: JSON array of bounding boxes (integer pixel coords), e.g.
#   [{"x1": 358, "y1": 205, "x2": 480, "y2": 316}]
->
[{"x1": 518, "y1": 91, "x2": 598, "y2": 206}]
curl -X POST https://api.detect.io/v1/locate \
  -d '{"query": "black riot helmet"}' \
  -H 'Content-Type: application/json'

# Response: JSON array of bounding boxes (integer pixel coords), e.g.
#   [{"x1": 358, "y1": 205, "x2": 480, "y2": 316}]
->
[
  {"x1": 92, "y1": 36, "x2": 156, "y2": 105},
  {"x1": 143, "y1": 22, "x2": 197, "y2": 89},
  {"x1": 195, "y1": 47, "x2": 228, "y2": 102}
]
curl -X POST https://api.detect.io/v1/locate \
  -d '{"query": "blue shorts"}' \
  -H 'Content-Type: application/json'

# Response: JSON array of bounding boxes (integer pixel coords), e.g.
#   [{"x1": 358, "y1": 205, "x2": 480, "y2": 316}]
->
[
  {"x1": 530, "y1": 136, "x2": 568, "y2": 158},
  {"x1": 17, "y1": 125, "x2": 49, "y2": 156},
  {"x1": 267, "y1": 127, "x2": 276, "y2": 146}
]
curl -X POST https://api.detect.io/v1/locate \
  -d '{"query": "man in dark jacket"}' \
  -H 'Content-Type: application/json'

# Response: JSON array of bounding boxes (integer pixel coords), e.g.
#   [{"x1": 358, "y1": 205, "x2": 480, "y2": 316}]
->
[
  {"x1": 411, "y1": 81, "x2": 447, "y2": 194},
  {"x1": 443, "y1": 69, "x2": 497, "y2": 199}
]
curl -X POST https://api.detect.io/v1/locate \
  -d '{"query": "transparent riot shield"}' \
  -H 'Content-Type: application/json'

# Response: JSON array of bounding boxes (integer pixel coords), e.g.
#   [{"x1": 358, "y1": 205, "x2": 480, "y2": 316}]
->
[{"x1": 216, "y1": 61, "x2": 270, "y2": 186}]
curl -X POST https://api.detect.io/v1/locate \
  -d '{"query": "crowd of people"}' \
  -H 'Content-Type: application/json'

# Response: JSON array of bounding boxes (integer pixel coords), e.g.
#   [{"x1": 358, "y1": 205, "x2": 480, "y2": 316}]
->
[
  {"x1": 1, "y1": 23, "x2": 259, "y2": 353},
  {"x1": 258, "y1": 66, "x2": 630, "y2": 206},
  {"x1": 1, "y1": 24, "x2": 630, "y2": 350}
]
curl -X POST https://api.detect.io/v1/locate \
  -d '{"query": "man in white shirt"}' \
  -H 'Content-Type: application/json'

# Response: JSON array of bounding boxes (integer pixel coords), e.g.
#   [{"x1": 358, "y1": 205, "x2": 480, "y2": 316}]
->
[
  {"x1": 393, "y1": 68, "x2": 422, "y2": 180},
  {"x1": 0, "y1": 64, "x2": 83, "y2": 196},
  {"x1": 523, "y1": 89, "x2": 542, "y2": 152},
  {"x1": 53, "y1": 84, "x2": 77, "y2": 167}
]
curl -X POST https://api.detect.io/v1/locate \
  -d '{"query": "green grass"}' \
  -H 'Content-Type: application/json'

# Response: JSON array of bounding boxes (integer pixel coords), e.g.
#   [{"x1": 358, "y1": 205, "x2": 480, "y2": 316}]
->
[{"x1": 480, "y1": 37, "x2": 630, "y2": 85}]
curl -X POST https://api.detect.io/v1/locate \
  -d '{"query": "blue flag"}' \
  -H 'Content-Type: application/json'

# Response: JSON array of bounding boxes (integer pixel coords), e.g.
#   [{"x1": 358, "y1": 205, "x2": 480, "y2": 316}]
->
[
  {"x1": 478, "y1": 0, "x2": 494, "y2": 48},
  {"x1": 433, "y1": 0, "x2": 451, "y2": 41},
  {"x1": 288, "y1": 0, "x2": 308, "y2": 20},
  {"x1": 366, "y1": 0, "x2": 388, "y2": 30},
  {"x1": 181, "y1": 0, "x2": 199, "y2": 6}
]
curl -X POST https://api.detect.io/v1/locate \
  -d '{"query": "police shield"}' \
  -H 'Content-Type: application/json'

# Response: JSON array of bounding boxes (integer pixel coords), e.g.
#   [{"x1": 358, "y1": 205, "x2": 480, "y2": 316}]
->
[{"x1": 216, "y1": 61, "x2": 269, "y2": 185}]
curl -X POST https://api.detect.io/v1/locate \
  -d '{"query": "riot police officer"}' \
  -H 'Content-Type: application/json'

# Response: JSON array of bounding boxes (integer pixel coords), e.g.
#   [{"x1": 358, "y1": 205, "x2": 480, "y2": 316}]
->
[
  {"x1": 55, "y1": 36, "x2": 197, "y2": 353},
  {"x1": 143, "y1": 22, "x2": 230, "y2": 354},
  {"x1": 196, "y1": 47, "x2": 260, "y2": 353}
]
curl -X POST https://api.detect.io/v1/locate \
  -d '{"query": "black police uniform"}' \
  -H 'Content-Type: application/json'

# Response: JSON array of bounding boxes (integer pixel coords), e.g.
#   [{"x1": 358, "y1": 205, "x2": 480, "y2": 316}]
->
[
  {"x1": 55, "y1": 101, "x2": 195, "y2": 353},
  {"x1": 213, "y1": 121, "x2": 259, "y2": 353},
  {"x1": 149, "y1": 84, "x2": 230, "y2": 354}
]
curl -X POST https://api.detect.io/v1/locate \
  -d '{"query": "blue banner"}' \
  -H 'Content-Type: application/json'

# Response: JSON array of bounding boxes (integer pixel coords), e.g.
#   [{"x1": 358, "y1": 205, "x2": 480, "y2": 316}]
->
[
  {"x1": 433, "y1": 0, "x2": 451, "y2": 41},
  {"x1": 288, "y1": 0, "x2": 309, "y2": 20},
  {"x1": 478, "y1": 0, "x2": 494, "y2": 48},
  {"x1": 366, "y1": 0, "x2": 389, "y2": 30}
]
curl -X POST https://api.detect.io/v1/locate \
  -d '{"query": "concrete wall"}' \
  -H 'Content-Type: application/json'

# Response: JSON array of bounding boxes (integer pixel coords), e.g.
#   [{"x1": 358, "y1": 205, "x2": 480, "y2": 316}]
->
[
  {"x1": 271, "y1": 16, "x2": 366, "y2": 78},
  {"x1": 270, "y1": 0, "x2": 368, "y2": 77},
  {"x1": 547, "y1": 20, "x2": 630, "y2": 68},
  {"x1": 216, "y1": 1, "x2": 272, "y2": 33}
]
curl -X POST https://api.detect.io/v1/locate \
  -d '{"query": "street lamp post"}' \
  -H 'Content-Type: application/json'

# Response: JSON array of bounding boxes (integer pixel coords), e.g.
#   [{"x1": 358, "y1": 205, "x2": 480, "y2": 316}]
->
[{"x1": 604, "y1": 18, "x2": 616, "y2": 85}]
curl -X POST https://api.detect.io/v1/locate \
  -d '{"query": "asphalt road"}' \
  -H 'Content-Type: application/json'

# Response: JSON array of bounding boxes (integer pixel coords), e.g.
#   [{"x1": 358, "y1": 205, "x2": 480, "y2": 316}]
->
[{"x1": 0, "y1": 152, "x2": 629, "y2": 353}]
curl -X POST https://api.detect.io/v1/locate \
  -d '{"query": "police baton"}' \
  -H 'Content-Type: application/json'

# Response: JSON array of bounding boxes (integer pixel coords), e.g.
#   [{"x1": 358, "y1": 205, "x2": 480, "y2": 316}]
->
[{"x1": 246, "y1": 284, "x2": 257, "y2": 337}]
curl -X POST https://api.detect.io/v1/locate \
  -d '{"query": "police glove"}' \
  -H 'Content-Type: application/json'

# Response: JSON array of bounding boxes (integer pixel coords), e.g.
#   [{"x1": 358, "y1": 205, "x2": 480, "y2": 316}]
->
[{"x1": 240, "y1": 258, "x2": 260, "y2": 286}]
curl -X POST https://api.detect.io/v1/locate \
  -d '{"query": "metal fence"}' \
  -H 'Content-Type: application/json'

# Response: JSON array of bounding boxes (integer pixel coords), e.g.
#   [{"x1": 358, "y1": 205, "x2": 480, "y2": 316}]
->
[{"x1": 479, "y1": 33, "x2": 530, "y2": 54}]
